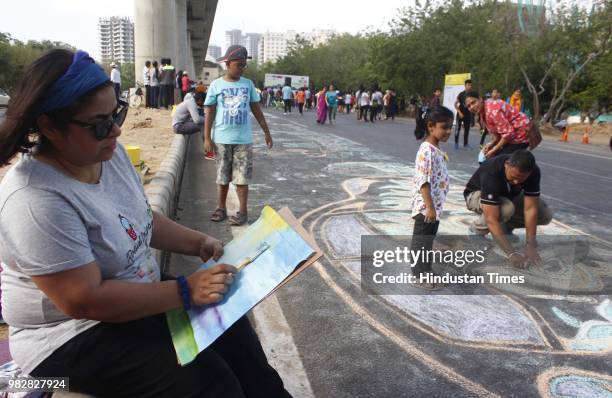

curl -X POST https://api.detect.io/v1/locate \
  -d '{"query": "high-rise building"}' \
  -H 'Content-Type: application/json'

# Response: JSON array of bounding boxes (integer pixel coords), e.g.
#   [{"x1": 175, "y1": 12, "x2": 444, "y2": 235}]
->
[
  {"x1": 207, "y1": 45, "x2": 222, "y2": 59},
  {"x1": 225, "y1": 29, "x2": 243, "y2": 50},
  {"x1": 259, "y1": 31, "x2": 297, "y2": 64},
  {"x1": 303, "y1": 29, "x2": 337, "y2": 46},
  {"x1": 243, "y1": 33, "x2": 261, "y2": 62},
  {"x1": 98, "y1": 16, "x2": 135, "y2": 65},
  {"x1": 258, "y1": 29, "x2": 337, "y2": 64}
]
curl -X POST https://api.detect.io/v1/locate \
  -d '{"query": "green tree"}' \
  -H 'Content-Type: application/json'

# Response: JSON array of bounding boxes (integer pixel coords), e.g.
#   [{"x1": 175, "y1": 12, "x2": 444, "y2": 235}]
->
[
  {"x1": 120, "y1": 63, "x2": 135, "y2": 90},
  {"x1": 0, "y1": 33, "x2": 75, "y2": 92}
]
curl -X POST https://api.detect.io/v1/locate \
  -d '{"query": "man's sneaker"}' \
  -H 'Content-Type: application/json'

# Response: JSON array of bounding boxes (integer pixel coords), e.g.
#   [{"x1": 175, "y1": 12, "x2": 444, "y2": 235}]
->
[
  {"x1": 464, "y1": 144, "x2": 474, "y2": 150},
  {"x1": 454, "y1": 142, "x2": 460, "y2": 150},
  {"x1": 283, "y1": 112, "x2": 287, "y2": 115}
]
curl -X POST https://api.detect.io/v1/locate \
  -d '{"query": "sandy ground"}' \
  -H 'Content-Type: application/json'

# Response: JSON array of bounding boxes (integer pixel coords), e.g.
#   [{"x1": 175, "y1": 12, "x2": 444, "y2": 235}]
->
[
  {"x1": 117, "y1": 106, "x2": 176, "y2": 185},
  {"x1": 0, "y1": 106, "x2": 175, "y2": 185}
]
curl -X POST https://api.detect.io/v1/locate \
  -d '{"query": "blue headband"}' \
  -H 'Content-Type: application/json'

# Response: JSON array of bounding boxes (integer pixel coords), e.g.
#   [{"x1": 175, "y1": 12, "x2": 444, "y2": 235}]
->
[{"x1": 37, "y1": 50, "x2": 110, "y2": 115}]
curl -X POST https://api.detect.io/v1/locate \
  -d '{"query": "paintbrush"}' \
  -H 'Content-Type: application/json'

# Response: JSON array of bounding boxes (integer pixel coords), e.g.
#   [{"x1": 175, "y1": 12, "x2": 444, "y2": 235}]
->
[{"x1": 236, "y1": 242, "x2": 271, "y2": 271}]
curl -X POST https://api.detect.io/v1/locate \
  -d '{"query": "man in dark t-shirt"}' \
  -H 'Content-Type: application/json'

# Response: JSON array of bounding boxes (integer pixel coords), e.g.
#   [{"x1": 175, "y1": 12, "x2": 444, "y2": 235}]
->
[
  {"x1": 454, "y1": 79, "x2": 473, "y2": 150},
  {"x1": 464, "y1": 150, "x2": 553, "y2": 268}
]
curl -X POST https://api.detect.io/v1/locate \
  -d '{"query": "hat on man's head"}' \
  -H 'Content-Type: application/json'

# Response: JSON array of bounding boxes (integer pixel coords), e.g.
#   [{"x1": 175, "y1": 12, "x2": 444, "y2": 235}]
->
[{"x1": 216, "y1": 45, "x2": 252, "y2": 63}]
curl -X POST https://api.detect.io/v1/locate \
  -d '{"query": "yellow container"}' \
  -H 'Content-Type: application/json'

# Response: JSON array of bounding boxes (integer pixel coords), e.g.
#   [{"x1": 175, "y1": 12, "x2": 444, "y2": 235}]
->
[{"x1": 125, "y1": 145, "x2": 141, "y2": 166}]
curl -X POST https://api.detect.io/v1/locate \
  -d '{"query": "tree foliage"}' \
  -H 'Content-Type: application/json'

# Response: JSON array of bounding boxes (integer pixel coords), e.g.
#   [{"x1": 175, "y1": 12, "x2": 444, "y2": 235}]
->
[
  {"x1": 0, "y1": 33, "x2": 75, "y2": 93},
  {"x1": 251, "y1": 0, "x2": 611, "y2": 121}
]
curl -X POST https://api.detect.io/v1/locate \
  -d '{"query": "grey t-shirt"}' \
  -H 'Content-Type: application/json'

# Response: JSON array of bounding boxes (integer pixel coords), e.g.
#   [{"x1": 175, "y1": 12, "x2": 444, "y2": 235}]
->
[
  {"x1": 0, "y1": 144, "x2": 160, "y2": 374},
  {"x1": 172, "y1": 98, "x2": 204, "y2": 127}
]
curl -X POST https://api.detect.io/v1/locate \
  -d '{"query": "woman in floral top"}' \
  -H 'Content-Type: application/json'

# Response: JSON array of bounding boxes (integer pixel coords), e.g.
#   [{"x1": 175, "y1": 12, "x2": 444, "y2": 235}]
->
[
  {"x1": 410, "y1": 106, "x2": 454, "y2": 289},
  {"x1": 465, "y1": 91, "x2": 534, "y2": 159}
]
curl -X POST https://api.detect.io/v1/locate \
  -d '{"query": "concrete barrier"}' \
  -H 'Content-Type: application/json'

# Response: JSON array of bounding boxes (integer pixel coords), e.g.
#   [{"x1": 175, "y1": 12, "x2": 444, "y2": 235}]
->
[{"x1": 145, "y1": 134, "x2": 190, "y2": 269}]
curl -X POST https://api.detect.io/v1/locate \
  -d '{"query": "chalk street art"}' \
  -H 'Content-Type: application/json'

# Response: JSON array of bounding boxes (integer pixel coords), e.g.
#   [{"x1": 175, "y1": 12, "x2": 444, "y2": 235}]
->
[
  {"x1": 255, "y1": 116, "x2": 611, "y2": 397},
  {"x1": 536, "y1": 367, "x2": 612, "y2": 398}
]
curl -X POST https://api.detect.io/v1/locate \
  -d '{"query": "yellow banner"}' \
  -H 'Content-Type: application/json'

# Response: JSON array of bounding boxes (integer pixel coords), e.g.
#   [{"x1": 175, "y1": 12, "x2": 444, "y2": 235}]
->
[{"x1": 445, "y1": 73, "x2": 471, "y2": 86}]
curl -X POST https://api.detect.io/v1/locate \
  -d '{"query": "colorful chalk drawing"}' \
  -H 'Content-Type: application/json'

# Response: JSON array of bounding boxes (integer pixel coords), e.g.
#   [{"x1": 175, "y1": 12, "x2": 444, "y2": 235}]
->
[
  {"x1": 260, "y1": 117, "x2": 611, "y2": 396},
  {"x1": 302, "y1": 159, "x2": 611, "y2": 396},
  {"x1": 552, "y1": 299, "x2": 612, "y2": 352},
  {"x1": 537, "y1": 367, "x2": 612, "y2": 398},
  {"x1": 166, "y1": 206, "x2": 315, "y2": 365}
]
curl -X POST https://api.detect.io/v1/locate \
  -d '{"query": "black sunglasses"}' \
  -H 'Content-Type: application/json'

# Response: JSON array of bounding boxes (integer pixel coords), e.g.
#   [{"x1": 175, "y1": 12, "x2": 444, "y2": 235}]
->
[
  {"x1": 230, "y1": 61, "x2": 248, "y2": 69},
  {"x1": 69, "y1": 100, "x2": 128, "y2": 141}
]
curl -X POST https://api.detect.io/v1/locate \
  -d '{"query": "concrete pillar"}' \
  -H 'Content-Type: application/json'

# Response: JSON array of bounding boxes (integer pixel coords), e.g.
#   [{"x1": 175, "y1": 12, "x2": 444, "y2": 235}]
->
[
  {"x1": 186, "y1": 35, "x2": 196, "y2": 79},
  {"x1": 134, "y1": 0, "x2": 178, "y2": 85},
  {"x1": 174, "y1": 0, "x2": 192, "y2": 76}
]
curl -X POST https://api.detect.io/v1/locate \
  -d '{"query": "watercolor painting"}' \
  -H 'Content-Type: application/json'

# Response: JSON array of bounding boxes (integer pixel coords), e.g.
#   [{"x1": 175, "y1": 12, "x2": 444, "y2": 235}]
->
[{"x1": 166, "y1": 206, "x2": 316, "y2": 365}]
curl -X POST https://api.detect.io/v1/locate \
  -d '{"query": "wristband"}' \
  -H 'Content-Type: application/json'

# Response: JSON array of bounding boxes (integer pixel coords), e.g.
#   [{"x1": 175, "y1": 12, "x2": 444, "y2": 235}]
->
[{"x1": 177, "y1": 276, "x2": 192, "y2": 311}]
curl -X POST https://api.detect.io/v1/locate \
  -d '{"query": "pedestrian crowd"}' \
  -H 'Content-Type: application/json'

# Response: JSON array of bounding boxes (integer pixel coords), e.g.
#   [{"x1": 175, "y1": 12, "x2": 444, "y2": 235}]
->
[{"x1": 261, "y1": 83, "x2": 400, "y2": 126}]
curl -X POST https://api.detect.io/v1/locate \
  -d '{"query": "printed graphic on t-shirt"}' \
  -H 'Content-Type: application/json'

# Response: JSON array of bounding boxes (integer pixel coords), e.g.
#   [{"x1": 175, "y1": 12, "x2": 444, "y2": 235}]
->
[
  {"x1": 118, "y1": 211, "x2": 156, "y2": 280},
  {"x1": 220, "y1": 87, "x2": 250, "y2": 126},
  {"x1": 135, "y1": 247, "x2": 158, "y2": 280},
  {"x1": 119, "y1": 214, "x2": 137, "y2": 241}
]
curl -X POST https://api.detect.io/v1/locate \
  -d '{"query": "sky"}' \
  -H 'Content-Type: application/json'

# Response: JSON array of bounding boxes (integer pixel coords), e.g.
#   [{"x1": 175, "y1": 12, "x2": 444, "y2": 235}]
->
[
  {"x1": 0, "y1": 0, "x2": 412, "y2": 60},
  {"x1": 0, "y1": 0, "x2": 595, "y2": 60}
]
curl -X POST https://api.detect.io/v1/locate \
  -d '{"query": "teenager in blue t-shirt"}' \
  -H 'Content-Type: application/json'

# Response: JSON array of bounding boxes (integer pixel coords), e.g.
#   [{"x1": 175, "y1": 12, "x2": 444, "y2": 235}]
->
[{"x1": 204, "y1": 45, "x2": 273, "y2": 226}]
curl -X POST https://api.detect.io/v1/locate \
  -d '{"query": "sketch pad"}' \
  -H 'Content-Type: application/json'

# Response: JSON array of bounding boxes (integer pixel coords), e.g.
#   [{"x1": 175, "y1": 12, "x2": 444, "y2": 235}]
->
[{"x1": 166, "y1": 206, "x2": 322, "y2": 365}]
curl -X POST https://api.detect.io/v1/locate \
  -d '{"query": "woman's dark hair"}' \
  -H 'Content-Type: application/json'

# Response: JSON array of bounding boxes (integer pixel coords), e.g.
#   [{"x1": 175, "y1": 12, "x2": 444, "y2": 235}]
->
[
  {"x1": 414, "y1": 106, "x2": 454, "y2": 140},
  {"x1": 465, "y1": 90, "x2": 481, "y2": 99},
  {"x1": 0, "y1": 48, "x2": 113, "y2": 166}
]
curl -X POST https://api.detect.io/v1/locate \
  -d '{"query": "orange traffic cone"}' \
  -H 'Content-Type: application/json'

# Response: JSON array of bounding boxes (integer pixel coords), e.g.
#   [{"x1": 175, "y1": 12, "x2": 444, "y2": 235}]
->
[
  {"x1": 560, "y1": 127, "x2": 569, "y2": 142},
  {"x1": 582, "y1": 127, "x2": 590, "y2": 144}
]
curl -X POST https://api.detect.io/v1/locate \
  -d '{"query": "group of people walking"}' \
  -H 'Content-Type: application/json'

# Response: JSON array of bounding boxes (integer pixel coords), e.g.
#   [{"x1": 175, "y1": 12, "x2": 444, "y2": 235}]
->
[{"x1": 262, "y1": 83, "x2": 399, "y2": 126}]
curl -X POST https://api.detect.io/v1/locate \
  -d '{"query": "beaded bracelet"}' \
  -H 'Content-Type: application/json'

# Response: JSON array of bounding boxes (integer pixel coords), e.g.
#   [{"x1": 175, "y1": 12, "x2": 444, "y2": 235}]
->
[{"x1": 177, "y1": 276, "x2": 191, "y2": 311}]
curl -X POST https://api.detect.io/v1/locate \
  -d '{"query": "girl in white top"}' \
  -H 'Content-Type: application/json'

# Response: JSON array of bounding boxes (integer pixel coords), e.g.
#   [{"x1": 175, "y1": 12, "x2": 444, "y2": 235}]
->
[
  {"x1": 410, "y1": 105, "x2": 454, "y2": 289},
  {"x1": 359, "y1": 90, "x2": 370, "y2": 122},
  {"x1": 344, "y1": 92, "x2": 353, "y2": 113}
]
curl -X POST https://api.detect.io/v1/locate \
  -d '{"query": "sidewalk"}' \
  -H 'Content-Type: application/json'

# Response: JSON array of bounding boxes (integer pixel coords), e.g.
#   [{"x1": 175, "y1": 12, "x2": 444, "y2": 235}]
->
[{"x1": 165, "y1": 135, "x2": 314, "y2": 397}]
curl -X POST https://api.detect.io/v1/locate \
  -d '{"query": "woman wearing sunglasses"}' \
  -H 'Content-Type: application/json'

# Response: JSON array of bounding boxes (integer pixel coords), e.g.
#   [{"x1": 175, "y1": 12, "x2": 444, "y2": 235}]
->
[{"x1": 0, "y1": 49, "x2": 291, "y2": 397}]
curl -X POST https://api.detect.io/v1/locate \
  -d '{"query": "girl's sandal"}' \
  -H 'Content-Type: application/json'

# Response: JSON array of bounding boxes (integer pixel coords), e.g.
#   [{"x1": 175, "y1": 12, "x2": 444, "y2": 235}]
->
[
  {"x1": 229, "y1": 211, "x2": 248, "y2": 226},
  {"x1": 210, "y1": 208, "x2": 227, "y2": 222}
]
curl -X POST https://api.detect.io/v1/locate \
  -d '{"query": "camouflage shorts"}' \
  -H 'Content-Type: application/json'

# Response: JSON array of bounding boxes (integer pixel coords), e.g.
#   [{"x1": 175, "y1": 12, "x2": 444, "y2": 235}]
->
[{"x1": 214, "y1": 144, "x2": 253, "y2": 185}]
